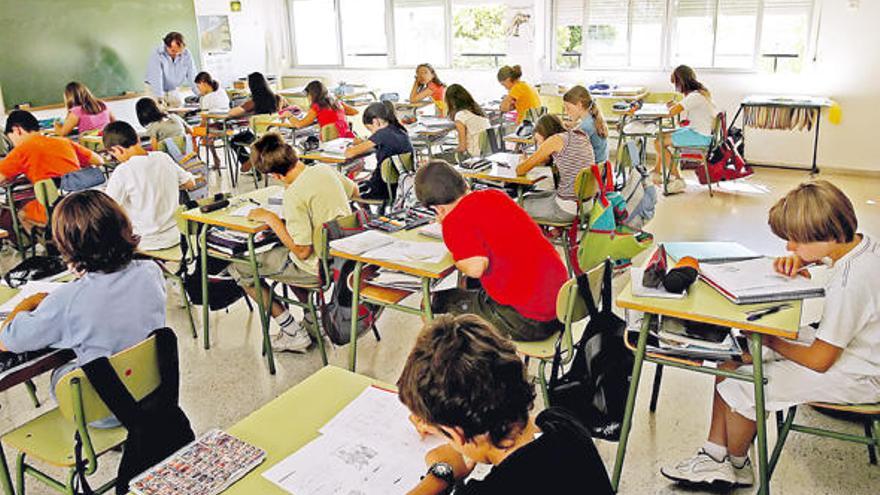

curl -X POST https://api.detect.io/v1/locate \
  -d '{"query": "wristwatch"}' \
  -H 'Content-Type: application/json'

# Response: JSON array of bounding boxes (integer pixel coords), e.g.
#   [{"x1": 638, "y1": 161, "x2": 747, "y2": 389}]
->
[{"x1": 427, "y1": 462, "x2": 455, "y2": 486}]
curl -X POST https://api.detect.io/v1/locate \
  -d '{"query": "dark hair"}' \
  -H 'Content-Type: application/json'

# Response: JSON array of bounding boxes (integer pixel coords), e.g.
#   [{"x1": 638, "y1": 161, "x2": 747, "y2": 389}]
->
[
  {"x1": 248, "y1": 72, "x2": 281, "y2": 115},
  {"x1": 63, "y1": 81, "x2": 106, "y2": 115},
  {"x1": 397, "y1": 314, "x2": 535, "y2": 447},
  {"x1": 362, "y1": 101, "x2": 406, "y2": 133},
  {"x1": 671, "y1": 65, "x2": 710, "y2": 97},
  {"x1": 4, "y1": 110, "x2": 39, "y2": 134},
  {"x1": 534, "y1": 114, "x2": 565, "y2": 140},
  {"x1": 497, "y1": 65, "x2": 523, "y2": 83},
  {"x1": 252, "y1": 132, "x2": 299, "y2": 176},
  {"x1": 135, "y1": 97, "x2": 167, "y2": 127},
  {"x1": 102, "y1": 121, "x2": 139, "y2": 149},
  {"x1": 163, "y1": 32, "x2": 185, "y2": 47},
  {"x1": 194, "y1": 71, "x2": 219, "y2": 92},
  {"x1": 444, "y1": 84, "x2": 485, "y2": 120},
  {"x1": 416, "y1": 63, "x2": 444, "y2": 88},
  {"x1": 414, "y1": 160, "x2": 468, "y2": 207},
  {"x1": 52, "y1": 190, "x2": 139, "y2": 273},
  {"x1": 305, "y1": 80, "x2": 339, "y2": 111}
]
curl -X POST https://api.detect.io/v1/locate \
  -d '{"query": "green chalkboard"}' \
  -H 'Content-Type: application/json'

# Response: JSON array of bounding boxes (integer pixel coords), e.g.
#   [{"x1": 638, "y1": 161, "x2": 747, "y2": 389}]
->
[{"x1": 0, "y1": 0, "x2": 200, "y2": 109}]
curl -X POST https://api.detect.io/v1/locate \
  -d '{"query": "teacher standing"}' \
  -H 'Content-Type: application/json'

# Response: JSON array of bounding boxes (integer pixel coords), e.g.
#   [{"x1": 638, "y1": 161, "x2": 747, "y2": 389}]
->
[{"x1": 144, "y1": 32, "x2": 197, "y2": 108}]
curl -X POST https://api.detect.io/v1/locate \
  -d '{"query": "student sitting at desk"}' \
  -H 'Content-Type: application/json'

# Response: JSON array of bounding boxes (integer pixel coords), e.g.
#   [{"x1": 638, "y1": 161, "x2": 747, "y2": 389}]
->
[
  {"x1": 0, "y1": 110, "x2": 104, "y2": 232},
  {"x1": 445, "y1": 84, "x2": 490, "y2": 157},
  {"x1": 662, "y1": 181, "x2": 880, "y2": 488},
  {"x1": 282, "y1": 80, "x2": 357, "y2": 140},
  {"x1": 136, "y1": 97, "x2": 191, "y2": 152},
  {"x1": 563, "y1": 85, "x2": 609, "y2": 164},
  {"x1": 227, "y1": 72, "x2": 285, "y2": 118},
  {"x1": 345, "y1": 101, "x2": 414, "y2": 201},
  {"x1": 0, "y1": 190, "x2": 165, "y2": 427},
  {"x1": 652, "y1": 65, "x2": 717, "y2": 194},
  {"x1": 414, "y1": 160, "x2": 566, "y2": 341},
  {"x1": 496, "y1": 65, "x2": 541, "y2": 124},
  {"x1": 195, "y1": 71, "x2": 230, "y2": 111},
  {"x1": 409, "y1": 63, "x2": 447, "y2": 117},
  {"x1": 53, "y1": 81, "x2": 115, "y2": 137},
  {"x1": 516, "y1": 114, "x2": 594, "y2": 224},
  {"x1": 229, "y1": 133, "x2": 358, "y2": 353},
  {"x1": 102, "y1": 121, "x2": 195, "y2": 251},
  {"x1": 399, "y1": 314, "x2": 613, "y2": 494}
]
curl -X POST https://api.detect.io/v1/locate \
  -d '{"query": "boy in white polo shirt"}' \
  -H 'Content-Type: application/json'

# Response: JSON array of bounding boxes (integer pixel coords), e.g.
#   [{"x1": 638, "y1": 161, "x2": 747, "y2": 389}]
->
[
  {"x1": 662, "y1": 180, "x2": 880, "y2": 488},
  {"x1": 102, "y1": 121, "x2": 195, "y2": 251}
]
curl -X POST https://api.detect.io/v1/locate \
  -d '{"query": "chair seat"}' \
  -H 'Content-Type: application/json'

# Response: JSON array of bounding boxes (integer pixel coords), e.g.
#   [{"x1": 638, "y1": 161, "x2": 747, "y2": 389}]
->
[
  {"x1": 515, "y1": 320, "x2": 586, "y2": 359},
  {"x1": 535, "y1": 218, "x2": 573, "y2": 228},
  {"x1": 2, "y1": 409, "x2": 126, "y2": 468},
  {"x1": 809, "y1": 402, "x2": 880, "y2": 416},
  {"x1": 139, "y1": 244, "x2": 183, "y2": 262},
  {"x1": 360, "y1": 284, "x2": 413, "y2": 305}
]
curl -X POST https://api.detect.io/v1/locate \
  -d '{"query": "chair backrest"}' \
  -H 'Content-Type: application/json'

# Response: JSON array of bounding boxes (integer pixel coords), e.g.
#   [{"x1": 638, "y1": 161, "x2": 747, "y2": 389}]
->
[
  {"x1": 643, "y1": 92, "x2": 682, "y2": 104},
  {"x1": 478, "y1": 127, "x2": 503, "y2": 155},
  {"x1": 710, "y1": 111, "x2": 726, "y2": 149},
  {"x1": 554, "y1": 263, "x2": 605, "y2": 361},
  {"x1": 55, "y1": 335, "x2": 162, "y2": 424},
  {"x1": 572, "y1": 167, "x2": 599, "y2": 203},
  {"x1": 318, "y1": 211, "x2": 363, "y2": 288},
  {"x1": 525, "y1": 106, "x2": 548, "y2": 123},
  {"x1": 320, "y1": 124, "x2": 340, "y2": 142},
  {"x1": 249, "y1": 113, "x2": 278, "y2": 136},
  {"x1": 33, "y1": 178, "x2": 61, "y2": 221},
  {"x1": 379, "y1": 152, "x2": 416, "y2": 187}
]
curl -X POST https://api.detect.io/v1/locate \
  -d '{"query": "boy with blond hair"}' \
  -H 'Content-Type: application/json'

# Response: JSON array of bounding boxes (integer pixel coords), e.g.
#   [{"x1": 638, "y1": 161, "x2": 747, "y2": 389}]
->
[{"x1": 663, "y1": 180, "x2": 880, "y2": 487}]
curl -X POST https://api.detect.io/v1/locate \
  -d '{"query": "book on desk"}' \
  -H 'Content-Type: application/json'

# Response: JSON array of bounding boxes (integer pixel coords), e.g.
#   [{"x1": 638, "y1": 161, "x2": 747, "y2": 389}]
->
[{"x1": 699, "y1": 257, "x2": 824, "y2": 305}]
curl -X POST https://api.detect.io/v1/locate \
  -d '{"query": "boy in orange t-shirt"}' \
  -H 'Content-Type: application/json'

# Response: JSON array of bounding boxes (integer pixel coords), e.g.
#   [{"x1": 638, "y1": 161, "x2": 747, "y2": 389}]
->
[{"x1": 1, "y1": 110, "x2": 103, "y2": 228}]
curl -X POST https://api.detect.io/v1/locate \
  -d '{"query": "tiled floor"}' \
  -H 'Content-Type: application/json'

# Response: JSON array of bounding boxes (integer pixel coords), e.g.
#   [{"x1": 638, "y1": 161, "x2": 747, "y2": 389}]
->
[{"x1": 1, "y1": 166, "x2": 878, "y2": 494}]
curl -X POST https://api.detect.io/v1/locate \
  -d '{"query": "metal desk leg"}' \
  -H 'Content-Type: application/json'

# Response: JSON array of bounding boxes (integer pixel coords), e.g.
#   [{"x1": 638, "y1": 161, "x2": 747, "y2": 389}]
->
[
  {"x1": 248, "y1": 235, "x2": 275, "y2": 375},
  {"x1": 421, "y1": 277, "x2": 433, "y2": 321},
  {"x1": 811, "y1": 108, "x2": 821, "y2": 175},
  {"x1": 348, "y1": 262, "x2": 363, "y2": 372},
  {"x1": 516, "y1": 185, "x2": 525, "y2": 205},
  {"x1": 222, "y1": 120, "x2": 237, "y2": 189},
  {"x1": 199, "y1": 225, "x2": 210, "y2": 350},
  {"x1": 659, "y1": 127, "x2": 670, "y2": 196},
  {"x1": 611, "y1": 314, "x2": 652, "y2": 492},
  {"x1": 750, "y1": 333, "x2": 770, "y2": 494}
]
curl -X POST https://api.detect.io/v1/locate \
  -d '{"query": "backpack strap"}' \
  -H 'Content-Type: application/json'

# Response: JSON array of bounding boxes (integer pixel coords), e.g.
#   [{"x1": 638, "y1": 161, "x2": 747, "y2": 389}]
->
[
  {"x1": 575, "y1": 271, "x2": 600, "y2": 320},
  {"x1": 601, "y1": 258, "x2": 614, "y2": 315}
]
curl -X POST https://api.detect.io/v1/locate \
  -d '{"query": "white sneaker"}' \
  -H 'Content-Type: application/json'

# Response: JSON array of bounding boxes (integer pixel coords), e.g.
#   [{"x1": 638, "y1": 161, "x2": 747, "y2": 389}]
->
[
  {"x1": 650, "y1": 172, "x2": 663, "y2": 185},
  {"x1": 271, "y1": 326, "x2": 312, "y2": 353},
  {"x1": 666, "y1": 177, "x2": 687, "y2": 194},
  {"x1": 661, "y1": 450, "x2": 736, "y2": 487},
  {"x1": 731, "y1": 458, "x2": 754, "y2": 487}
]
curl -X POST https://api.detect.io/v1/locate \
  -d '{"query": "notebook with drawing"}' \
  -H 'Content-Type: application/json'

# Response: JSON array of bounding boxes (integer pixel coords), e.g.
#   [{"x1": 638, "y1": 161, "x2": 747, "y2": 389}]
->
[
  {"x1": 699, "y1": 257, "x2": 825, "y2": 304},
  {"x1": 663, "y1": 242, "x2": 761, "y2": 263}
]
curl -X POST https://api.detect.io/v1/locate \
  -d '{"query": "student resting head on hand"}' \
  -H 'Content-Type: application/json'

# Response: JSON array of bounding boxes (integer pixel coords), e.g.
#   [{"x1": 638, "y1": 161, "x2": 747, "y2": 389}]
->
[{"x1": 496, "y1": 65, "x2": 541, "y2": 124}]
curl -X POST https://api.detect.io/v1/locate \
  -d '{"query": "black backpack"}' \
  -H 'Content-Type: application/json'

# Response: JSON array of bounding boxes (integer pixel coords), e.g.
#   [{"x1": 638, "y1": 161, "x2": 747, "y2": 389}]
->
[
  {"x1": 548, "y1": 259, "x2": 633, "y2": 441},
  {"x1": 76, "y1": 328, "x2": 195, "y2": 495}
]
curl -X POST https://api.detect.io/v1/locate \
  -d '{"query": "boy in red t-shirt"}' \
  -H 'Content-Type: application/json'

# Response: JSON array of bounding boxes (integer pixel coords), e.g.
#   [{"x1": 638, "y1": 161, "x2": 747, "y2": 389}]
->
[
  {"x1": 414, "y1": 160, "x2": 566, "y2": 341},
  {"x1": 1, "y1": 110, "x2": 103, "y2": 230}
]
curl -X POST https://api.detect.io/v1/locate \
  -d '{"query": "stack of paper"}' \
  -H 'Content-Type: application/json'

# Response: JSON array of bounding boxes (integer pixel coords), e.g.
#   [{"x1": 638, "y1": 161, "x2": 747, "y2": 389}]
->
[
  {"x1": 700, "y1": 257, "x2": 825, "y2": 304},
  {"x1": 418, "y1": 116, "x2": 455, "y2": 128},
  {"x1": 330, "y1": 231, "x2": 448, "y2": 264},
  {"x1": 367, "y1": 269, "x2": 423, "y2": 291},
  {"x1": 418, "y1": 223, "x2": 443, "y2": 240},
  {"x1": 320, "y1": 138, "x2": 354, "y2": 156},
  {"x1": 263, "y1": 387, "x2": 444, "y2": 495},
  {"x1": 628, "y1": 317, "x2": 744, "y2": 361},
  {"x1": 229, "y1": 203, "x2": 283, "y2": 218}
]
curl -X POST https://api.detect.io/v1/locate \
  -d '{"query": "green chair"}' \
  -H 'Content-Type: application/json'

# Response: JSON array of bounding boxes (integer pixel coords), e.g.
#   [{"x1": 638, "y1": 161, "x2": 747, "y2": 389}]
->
[
  {"x1": 524, "y1": 106, "x2": 548, "y2": 123},
  {"x1": 358, "y1": 152, "x2": 416, "y2": 213},
  {"x1": 320, "y1": 124, "x2": 340, "y2": 142},
  {"x1": 513, "y1": 262, "x2": 604, "y2": 406},
  {"x1": 1, "y1": 336, "x2": 164, "y2": 494},
  {"x1": 27, "y1": 178, "x2": 63, "y2": 256},
  {"x1": 667, "y1": 111, "x2": 725, "y2": 197},
  {"x1": 769, "y1": 401, "x2": 880, "y2": 475},
  {"x1": 642, "y1": 92, "x2": 682, "y2": 105}
]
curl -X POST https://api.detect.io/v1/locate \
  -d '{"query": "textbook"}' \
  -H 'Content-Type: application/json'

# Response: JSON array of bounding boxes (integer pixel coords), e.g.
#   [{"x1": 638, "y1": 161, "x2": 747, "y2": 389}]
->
[
  {"x1": 699, "y1": 257, "x2": 825, "y2": 304},
  {"x1": 663, "y1": 241, "x2": 761, "y2": 263},
  {"x1": 319, "y1": 137, "x2": 354, "y2": 156},
  {"x1": 129, "y1": 429, "x2": 265, "y2": 495},
  {"x1": 206, "y1": 229, "x2": 279, "y2": 257}
]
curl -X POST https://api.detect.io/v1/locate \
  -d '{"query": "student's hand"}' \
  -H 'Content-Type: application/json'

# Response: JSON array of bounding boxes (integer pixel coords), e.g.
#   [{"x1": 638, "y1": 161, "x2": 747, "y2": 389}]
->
[
  {"x1": 13, "y1": 293, "x2": 48, "y2": 313},
  {"x1": 279, "y1": 110, "x2": 292, "y2": 119},
  {"x1": 774, "y1": 254, "x2": 810, "y2": 279},
  {"x1": 409, "y1": 414, "x2": 436, "y2": 439},
  {"x1": 247, "y1": 208, "x2": 279, "y2": 225},
  {"x1": 425, "y1": 444, "x2": 475, "y2": 480}
]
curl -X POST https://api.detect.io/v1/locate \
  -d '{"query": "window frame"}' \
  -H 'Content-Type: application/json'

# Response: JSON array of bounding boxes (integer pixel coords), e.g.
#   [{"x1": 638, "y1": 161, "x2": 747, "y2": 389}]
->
[{"x1": 548, "y1": 0, "x2": 817, "y2": 73}]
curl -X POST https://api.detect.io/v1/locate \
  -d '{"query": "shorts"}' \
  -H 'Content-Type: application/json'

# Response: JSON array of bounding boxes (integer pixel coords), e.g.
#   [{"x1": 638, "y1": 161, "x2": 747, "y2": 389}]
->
[
  {"x1": 431, "y1": 287, "x2": 561, "y2": 342},
  {"x1": 671, "y1": 127, "x2": 712, "y2": 148},
  {"x1": 228, "y1": 246, "x2": 320, "y2": 288}
]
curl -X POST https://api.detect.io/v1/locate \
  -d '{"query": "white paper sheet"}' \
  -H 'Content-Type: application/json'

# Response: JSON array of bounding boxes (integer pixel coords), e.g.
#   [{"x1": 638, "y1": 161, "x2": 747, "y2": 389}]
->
[
  {"x1": 229, "y1": 203, "x2": 284, "y2": 218},
  {"x1": 0, "y1": 282, "x2": 65, "y2": 317},
  {"x1": 329, "y1": 230, "x2": 397, "y2": 256}
]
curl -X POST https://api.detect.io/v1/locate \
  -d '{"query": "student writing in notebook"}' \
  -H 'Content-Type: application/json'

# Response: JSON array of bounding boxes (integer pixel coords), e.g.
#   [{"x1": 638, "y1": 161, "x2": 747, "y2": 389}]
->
[
  {"x1": 344, "y1": 101, "x2": 414, "y2": 201},
  {"x1": 414, "y1": 160, "x2": 566, "y2": 341},
  {"x1": 399, "y1": 314, "x2": 612, "y2": 494},
  {"x1": 662, "y1": 181, "x2": 880, "y2": 488},
  {"x1": 54, "y1": 82, "x2": 115, "y2": 137},
  {"x1": 444, "y1": 84, "x2": 490, "y2": 158}
]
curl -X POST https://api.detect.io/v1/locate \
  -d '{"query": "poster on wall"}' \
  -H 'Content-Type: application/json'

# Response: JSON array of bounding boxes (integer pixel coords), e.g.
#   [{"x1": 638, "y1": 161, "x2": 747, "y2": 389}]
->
[{"x1": 198, "y1": 15, "x2": 233, "y2": 53}]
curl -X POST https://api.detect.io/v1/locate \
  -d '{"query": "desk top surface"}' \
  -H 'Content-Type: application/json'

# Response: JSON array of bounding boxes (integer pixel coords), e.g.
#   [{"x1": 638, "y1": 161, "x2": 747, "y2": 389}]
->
[
  {"x1": 330, "y1": 229, "x2": 455, "y2": 279},
  {"x1": 458, "y1": 165, "x2": 544, "y2": 186},
  {"x1": 181, "y1": 186, "x2": 282, "y2": 233},
  {"x1": 617, "y1": 280, "x2": 802, "y2": 338}
]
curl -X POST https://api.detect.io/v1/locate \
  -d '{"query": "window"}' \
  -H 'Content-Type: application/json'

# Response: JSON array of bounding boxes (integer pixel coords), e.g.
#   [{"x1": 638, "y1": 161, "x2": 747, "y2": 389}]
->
[
  {"x1": 291, "y1": 0, "x2": 341, "y2": 66},
  {"x1": 551, "y1": 0, "x2": 814, "y2": 71},
  {"x1": 393, "y1": 0, "x2": 448, "y2": 67},
  {"x1": 452, "y1": 1, "x2": 508, "y2": 68},
  {"x1": 340, "y1": 0, "x2": 388, "y2": 68}
]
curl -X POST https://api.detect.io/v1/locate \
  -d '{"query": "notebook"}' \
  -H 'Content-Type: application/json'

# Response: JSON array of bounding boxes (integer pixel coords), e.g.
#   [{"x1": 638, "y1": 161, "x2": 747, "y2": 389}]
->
[
  {"x1": 663, "y1": 242, "x2": 761, "y2": 263},
  {"x1": 699, "y1": 257, "x2": 825, "y2": 304}
]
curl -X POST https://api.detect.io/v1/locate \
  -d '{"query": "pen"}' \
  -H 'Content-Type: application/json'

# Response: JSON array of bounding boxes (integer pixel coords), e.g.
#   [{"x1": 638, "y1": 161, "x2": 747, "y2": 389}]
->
[
  {"x1": 746, "y1": 304, "x2": 791, "y2": 321},
  {"x1": 247, "y1": 198, "x2": 260, "y2": 206}
]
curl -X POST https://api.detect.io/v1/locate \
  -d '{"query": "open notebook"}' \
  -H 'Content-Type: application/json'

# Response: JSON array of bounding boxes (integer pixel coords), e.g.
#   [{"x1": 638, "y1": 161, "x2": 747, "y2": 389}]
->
[{"x1": 699, "y1": 257, "x2": 825, "y2": 304}]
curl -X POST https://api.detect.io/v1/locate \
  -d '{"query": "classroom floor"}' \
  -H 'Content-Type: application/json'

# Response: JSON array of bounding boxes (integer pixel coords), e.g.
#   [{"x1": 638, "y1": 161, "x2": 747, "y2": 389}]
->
[{"x1": 1, "y1": 166, "x2": 878, "y2": 494}]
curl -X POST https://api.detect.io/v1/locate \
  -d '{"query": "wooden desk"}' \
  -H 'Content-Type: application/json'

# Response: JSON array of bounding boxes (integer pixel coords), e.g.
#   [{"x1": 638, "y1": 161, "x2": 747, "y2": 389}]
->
[
  {"x1": 611, "y1": 279, "x2": 803, "y2": 495},
  {"x1": 181, "y1": 186, "x2": 282, "y2": 373},
  {"x1": 330, "y1": 229, "x2": 454, "y2": 371},
  {"x1": 223, "y1": 366, "x2": 381, "y2": 494}
]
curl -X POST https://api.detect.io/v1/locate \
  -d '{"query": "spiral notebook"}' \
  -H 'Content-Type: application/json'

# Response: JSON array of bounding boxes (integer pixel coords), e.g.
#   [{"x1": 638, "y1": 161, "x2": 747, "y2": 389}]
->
[{"x1": 699, "y1": 257, "x2": 825, "y2": 304}]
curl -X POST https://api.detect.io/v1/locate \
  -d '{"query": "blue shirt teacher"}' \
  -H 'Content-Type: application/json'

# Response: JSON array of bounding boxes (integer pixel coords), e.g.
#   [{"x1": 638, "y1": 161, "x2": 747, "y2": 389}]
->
[{"x1": 144, "y1": 32, "x2": 197, "y2": 107}]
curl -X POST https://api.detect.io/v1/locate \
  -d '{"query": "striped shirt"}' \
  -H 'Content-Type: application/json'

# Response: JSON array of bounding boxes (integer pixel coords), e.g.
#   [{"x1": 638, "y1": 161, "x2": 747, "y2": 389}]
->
[{"x1": 552, "y1": 129, "x2": 594, "y2": 203}]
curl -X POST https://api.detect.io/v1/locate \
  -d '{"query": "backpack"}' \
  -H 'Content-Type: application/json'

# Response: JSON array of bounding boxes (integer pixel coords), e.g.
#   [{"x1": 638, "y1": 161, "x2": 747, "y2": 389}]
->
[
  {"x1": 390, "y1": 172, "x2": 417, "y2": 211},
  {"x1": 548, "y1": 259, "x2": 633, "y2": 441},
  {"x1": 617, "y1": 141, "x2": 657, "y2": 229},
  {"x1": 161, "y1": 138, "x2": 209, "y2": 201},
  {"x1": 321, "y1": 211, "x2": 382, "y2": 345},
  {"x1": 59, "y1": 167, "x2": 106, "y2": 192},
  {"x1": 181, "y1": 236, "x2": 247, "y2": 311},
  {"x1": 229, "y1": 129, "x2": 256, "y2": 166},
  {"x1": 3, "y1": 255, "x2": 67, "y2": 288}
]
